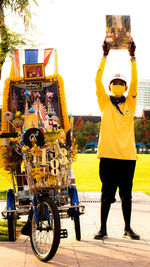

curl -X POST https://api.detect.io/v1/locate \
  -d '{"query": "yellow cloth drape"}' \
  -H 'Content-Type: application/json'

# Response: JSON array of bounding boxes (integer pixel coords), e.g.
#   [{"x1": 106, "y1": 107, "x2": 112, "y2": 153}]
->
[
  {"x1": 54, "y1": 49, "x2": 58, "y2": 75},
  {"x1": 9, "y1": 59, "x2": 15, "y2": 77}
]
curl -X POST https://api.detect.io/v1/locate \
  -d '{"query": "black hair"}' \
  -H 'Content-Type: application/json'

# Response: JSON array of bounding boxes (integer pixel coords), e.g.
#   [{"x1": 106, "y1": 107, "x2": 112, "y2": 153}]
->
[{"x1": 110, "y1": 79, "x2": 126, "y2": 86}]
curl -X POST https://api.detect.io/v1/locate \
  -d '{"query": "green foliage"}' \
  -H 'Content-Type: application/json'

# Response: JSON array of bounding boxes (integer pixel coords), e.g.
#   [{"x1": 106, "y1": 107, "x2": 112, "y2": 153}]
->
[
  {"x1": 0, "y1": 27, "x2": 26, "y2": 57},
  {"x1": 82, "y1": 121, "x2": 100, "y2": 136},
  {"x1": 134, "y1": 118, "x2": 150, "y2": 148},
  {"x1": 145, "y1": 120, "x2": 150, "y2": 132},
  {"x1": 134, "y1": 118, "x2": 146, "y2": 142},
  {"x1": 75, "y1": 132, "x2": 88, "y2": 152},
  {"x1": 0, "y1": 0, "x2": 39, "y2": 78},
  {"x1": 74, "y1": 120, "x2": 100, "y2": 152}
]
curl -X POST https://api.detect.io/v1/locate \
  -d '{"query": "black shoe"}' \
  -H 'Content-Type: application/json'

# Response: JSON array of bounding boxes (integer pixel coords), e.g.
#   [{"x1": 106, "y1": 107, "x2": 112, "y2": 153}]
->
[
  {"x1": 21, "y1": 221, "x2": 31, "y2": 236},
  {"x1": 94, "y1": 230, "x2": 108, "y2": 240},
  {"x1": 123, "y1": 229, "x2": 140, "y2": 240}
]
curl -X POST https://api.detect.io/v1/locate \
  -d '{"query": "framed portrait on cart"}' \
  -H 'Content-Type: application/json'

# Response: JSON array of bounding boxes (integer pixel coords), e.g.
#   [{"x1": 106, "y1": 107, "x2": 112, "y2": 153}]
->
[{"x1": 23, "y1": 63, "x2": 45, "y2": 80}]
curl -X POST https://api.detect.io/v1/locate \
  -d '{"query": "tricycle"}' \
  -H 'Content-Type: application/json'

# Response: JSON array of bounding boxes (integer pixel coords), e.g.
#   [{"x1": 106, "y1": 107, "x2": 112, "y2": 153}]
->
[{"x1": 0, "y1": 49, "x2": 84, "y2": 262}]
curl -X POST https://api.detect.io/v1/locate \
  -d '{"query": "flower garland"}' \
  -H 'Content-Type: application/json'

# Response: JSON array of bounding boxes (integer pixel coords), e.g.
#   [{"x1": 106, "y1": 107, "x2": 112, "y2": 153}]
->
[{"x1": 1, "y1": 74, "x2": 70, "y2": 134}]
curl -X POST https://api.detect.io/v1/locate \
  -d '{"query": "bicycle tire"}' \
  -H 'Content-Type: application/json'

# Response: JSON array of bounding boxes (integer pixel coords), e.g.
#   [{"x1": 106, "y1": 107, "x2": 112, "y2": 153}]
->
[
  {"x1": 8, "y1": 216, "x2": 16, "y2": 241},
  {"x1": 74, "y1": 213, "x2": 81, "y2": 241},
  {"x1": 30, "y1": 196, "x2": 60, "y2": 262}
]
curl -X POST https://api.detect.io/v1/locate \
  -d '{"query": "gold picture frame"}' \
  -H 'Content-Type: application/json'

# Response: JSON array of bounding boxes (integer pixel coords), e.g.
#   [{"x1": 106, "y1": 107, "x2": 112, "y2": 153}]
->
[{"x1": 23, "y1": 63, "x2": 45, "y2": 80}]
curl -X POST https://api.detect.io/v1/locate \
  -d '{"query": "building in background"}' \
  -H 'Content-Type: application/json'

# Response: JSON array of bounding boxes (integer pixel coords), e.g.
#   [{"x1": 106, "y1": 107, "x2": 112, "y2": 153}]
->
[
  {"x1": 136, "y1": 80, "x2": 150, "y2": 117},
  {"x1": 73, "y1": 115, "x2": 101, "y2": 125}
]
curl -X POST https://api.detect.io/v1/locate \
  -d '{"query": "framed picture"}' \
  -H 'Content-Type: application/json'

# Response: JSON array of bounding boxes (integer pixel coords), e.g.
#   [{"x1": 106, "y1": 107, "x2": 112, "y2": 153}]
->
[
  {"x1": 23, "y1": 63, "x2": 45, "y2": 80},
  {"x1": 106, "y1": 15, "x2": 131, "y2": 49}
]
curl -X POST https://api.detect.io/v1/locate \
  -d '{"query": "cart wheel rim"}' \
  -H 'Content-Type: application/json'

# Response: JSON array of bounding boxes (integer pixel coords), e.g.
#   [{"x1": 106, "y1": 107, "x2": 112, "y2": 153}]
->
[{"x1": 30, "y1": 197, "x2": 60, "y2": 261}]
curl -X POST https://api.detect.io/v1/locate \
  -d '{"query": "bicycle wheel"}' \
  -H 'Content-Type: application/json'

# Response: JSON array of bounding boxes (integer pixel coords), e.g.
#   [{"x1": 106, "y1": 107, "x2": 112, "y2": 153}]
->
[
  {"x1": 7, "y1": 189, "x2": 16, "y2": 241},
  {"x1": 69, "y1": 185, "x2": 81, "y2": 241},
  {"x1": 30, "y1": 196, "x2": 60, "y2": 262},
  {"x1": 8, "y1": 215, "x2": 16, "y2": 241},
  {"x1": 74, "y1": 213, "x2": 81, "y2": 241}
]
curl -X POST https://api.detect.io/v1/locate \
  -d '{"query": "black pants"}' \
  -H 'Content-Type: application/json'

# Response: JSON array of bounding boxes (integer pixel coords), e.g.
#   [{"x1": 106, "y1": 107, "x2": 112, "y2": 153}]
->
[
  {"x1": 99, "y1": 158, "x2": 136, "y2": 231},
  {"x1": 100, "y1": 158, "x2": 136, "y2": 204}
]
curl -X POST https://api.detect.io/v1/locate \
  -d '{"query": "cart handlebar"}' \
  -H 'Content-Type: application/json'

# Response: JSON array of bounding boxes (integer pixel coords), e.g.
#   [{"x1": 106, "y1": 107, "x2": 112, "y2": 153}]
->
[{"x1": 0, "y1": 132, "x2": 18, "y2": 138}]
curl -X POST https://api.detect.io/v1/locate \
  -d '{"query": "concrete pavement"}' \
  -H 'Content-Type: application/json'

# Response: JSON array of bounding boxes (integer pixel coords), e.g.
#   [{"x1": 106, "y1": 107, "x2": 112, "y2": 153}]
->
[{"x1": 0, "y1": 192, "x2": 150, "y2": 266}]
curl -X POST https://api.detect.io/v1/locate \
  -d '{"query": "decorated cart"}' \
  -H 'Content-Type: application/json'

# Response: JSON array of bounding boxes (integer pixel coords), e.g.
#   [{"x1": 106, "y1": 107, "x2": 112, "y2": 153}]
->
[{"x1": 0, "y1": 48, "x2": 84, "y2": 262}]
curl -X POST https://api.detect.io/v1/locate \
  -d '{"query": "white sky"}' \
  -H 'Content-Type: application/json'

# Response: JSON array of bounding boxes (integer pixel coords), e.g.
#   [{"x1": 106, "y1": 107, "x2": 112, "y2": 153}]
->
[{"x1": 1, "y1": 0, "x2": 150, "y2": 115}]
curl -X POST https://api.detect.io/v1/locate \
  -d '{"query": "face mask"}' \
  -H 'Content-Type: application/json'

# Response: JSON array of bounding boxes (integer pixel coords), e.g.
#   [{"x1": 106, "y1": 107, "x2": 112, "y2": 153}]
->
[{"x1": 111, "y1": 85, "x2": 125, "y2": 98}]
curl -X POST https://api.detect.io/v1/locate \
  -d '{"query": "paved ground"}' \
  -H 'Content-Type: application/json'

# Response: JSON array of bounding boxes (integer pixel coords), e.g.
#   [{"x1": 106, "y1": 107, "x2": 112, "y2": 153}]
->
[{"x1": 0, "y1": 192, "x2": 150, "y2": 266}]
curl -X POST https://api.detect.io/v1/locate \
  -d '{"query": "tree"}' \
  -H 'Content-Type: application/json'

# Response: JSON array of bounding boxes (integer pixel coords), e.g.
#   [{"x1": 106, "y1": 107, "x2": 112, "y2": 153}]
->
[
  {"x1": 73, "y1": 120, "x2": 100, "y2": 152},
  {"x1": 134, "y1": 118, "x2": 146, "y2": 143},
  {"x1": 0, "y1": 0, "x2": 38, "y2": 79},
  {"x1": 143, "y1": 120, "x2": 150, "y2": 153},
  {"x1": 75, "y1": 132, "x2": 88, "y2": 152},
  {"x1": 74, "y1": 116, "x2": 85, "y2": 131},
  {"x1": 82, "y1": 121, "x2": 100, "y2": 137},
  {"x1": 145, "y1": 120, "x2": 150, "y2": 139}
]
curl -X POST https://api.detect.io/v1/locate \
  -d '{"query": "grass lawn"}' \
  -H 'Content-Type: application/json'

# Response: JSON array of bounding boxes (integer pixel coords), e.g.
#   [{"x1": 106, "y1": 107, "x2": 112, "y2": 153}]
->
[
  {"x1": 0, "y1": 154, "x2": 149, "y2": 194},
  {"x1": 0, "y1": 220, "x2": 24, "y2": 241},
  {"x1": 72, "y1": 154, "x2": 150, "y2": 194},
  {"x1": 133, "y1": 154, "x2": 150, "y2": 194}
]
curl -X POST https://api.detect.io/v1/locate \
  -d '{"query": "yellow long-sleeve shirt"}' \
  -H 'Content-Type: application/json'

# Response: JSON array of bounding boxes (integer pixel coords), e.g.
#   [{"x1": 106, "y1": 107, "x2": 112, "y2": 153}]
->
[{"x1": 95, "y1": 58, "x2": 138, "y2": 160}]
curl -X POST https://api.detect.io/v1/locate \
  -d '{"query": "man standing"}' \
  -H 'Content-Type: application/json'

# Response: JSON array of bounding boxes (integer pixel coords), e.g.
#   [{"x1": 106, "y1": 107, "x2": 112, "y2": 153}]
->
[{"x1": 94, "y1": 39, "x2": 140, "y2": 240}]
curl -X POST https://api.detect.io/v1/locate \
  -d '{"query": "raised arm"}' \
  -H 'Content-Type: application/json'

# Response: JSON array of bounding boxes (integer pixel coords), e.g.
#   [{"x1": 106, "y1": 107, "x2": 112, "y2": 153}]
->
[
  {"x1": 95, "y1": 41, "x2": 110, "y2": 99},
  {"x1": 95, "y1": 57, "x2": 107, "y2": 98},
  {"x1": 128, "y1": 41, "x2": 138, "y2": 97}
]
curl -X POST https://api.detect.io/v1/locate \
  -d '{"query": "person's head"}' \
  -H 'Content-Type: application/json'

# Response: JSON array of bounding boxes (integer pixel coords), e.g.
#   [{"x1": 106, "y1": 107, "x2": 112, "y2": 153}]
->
[{"x1": 109, "y1": 74, "x2": 128, "y2": 98}]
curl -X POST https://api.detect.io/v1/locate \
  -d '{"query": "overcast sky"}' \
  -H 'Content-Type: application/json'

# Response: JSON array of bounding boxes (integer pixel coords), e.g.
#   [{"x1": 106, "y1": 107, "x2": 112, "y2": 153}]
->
[{"x1": 1, "y1": 0, "x2": 150, "y2": 115}]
